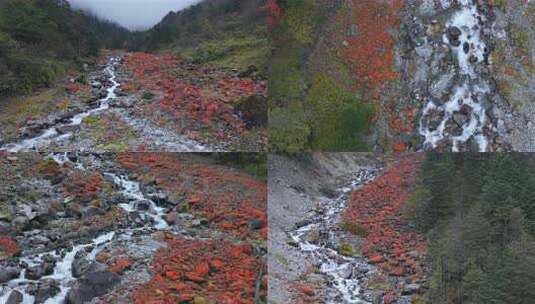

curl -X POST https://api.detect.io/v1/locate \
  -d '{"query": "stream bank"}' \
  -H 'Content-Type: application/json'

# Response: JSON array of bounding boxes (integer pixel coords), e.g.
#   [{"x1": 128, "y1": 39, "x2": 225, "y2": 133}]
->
[{"x1": 0, "y1": 152, "x2": 267, "y2": 303}]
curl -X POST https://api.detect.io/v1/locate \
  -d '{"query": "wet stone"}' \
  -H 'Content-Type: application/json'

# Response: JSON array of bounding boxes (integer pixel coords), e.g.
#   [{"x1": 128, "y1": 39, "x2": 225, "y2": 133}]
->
[
  {"x1": 26, "y1": 261, "x2": 55, "y2": 280},
  {"x1": 27, "y1": 279, "x2": 60, "y2": 303},
  {"x1": 0, "y1": 266, "x2": 21, "y2": 283},
  {"x1": 463, "y1": 42, "x2": 470, "y2": 54},
  {"x1": 67, "y1": 268, "x2": 120, "y2": 304},
  {"x1": 249, "y1": 219, "x2": 264, "y2": 230},
  {"x1": 6, "y1": 290, "x2": 23, "y2": 304},
  {"x1": 447, "y1": 26, "x2": 462, "y2": 46}
]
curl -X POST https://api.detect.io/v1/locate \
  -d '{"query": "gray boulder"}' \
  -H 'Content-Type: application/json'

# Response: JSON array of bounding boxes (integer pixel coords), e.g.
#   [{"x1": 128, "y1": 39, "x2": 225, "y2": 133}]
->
[
  {"x1": 0, "y1": 266, "x2": 21, "y2": 283},
  {"x1": 66, "y1": 263, "x2": 120, "y2": 304},
  {"x1": 6, "y1": 290, "x2": 23, "y2": 304}
]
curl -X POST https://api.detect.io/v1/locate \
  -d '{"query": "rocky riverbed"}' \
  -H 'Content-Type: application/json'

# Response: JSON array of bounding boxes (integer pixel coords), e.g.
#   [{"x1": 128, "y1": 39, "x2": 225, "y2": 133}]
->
[
  {"x1": 0, "y1": 51, "x2": 267, "y2": 152},
  {"x1": 394, "y1": 0, "x2": 535, "y2": 152},
  {"x1": 0, "y1": 152, "x2": 267, "y2": 303},
  {"x1": 268, "y1": 154, "x2": 428, "y2": 304}
]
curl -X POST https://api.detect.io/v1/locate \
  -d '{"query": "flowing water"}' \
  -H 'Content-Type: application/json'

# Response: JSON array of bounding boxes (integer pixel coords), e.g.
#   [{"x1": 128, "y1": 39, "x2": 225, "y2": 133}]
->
[
  {"x1": 289, "y1": 169, "x2": 378, "y2": 304},
  {"x1": 0, "y1": 57, "x2": 121, "y2": 153},
  {"x1": 419, "y1": 0, "x2": 490, "y2": 152},
  {"x1": 0, "y1": 154, "x2": 169, "y2": 303}
]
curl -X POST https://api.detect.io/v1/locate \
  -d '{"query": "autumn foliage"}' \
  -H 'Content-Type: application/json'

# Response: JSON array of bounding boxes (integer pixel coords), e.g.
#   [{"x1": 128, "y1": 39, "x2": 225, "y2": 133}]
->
[
  {"x1": 123, "y1": 53, "x2": 266, "y2": 141},
  {"x1": 118, "y1": 153, "x2": 267, "y2": 240},
  {"x1": 130, "y1": 236, "x2": 265, "y2": 304},
  {"x1": 343, "y1": 154, "x2": 426, "y2": 283},
  {"x1": 265, "y1": 0, "x2": 282, "y2": 31},
  {"x1": 0, "y1": 236, "x2": 20, "y2": 259},
  {"x1": 63, "y1": 171, "x2": 103, "y2": 202},
  {"x1": 339, "y1": 0, "x2": 403, "y2": 93}
]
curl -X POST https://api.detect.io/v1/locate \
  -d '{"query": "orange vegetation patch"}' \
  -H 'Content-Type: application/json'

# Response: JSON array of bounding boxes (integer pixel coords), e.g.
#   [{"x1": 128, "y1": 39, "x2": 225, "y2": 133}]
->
[
  {"x1": 217, "y1": 77, "x2": 266, "y2": 102},
  {"x1": 290, "y1": 282, "x2": 321, "y2": 304},
  {"x1": 343, "y1": 154, "x2": 426, "y2": 283},
  {"x1": 117, "y1": 153, "x2": 267, "y2": 241},
  {"x1": 65, "y1": 82, "x2": 90, "y2": 94},
  {"x1": 0, "y1": 236, "x2": 20, "y2": 259},
  {"x1": 390, "y1": 107, "x2": 417, "y2": 135},
  {"x1": 338, "y1": 0, "x2": 403, "y2": 94},
  {"x1": 123, "y1": 52, "x2": 265, "y2": 138},
  {"x1": 63, "y1": 171, "x2": 103, "y2": 202},
  {"x1": 109, "y1": 256, "x2": 132, "y2": 274},
  {"x1": 130, "y1": 236, "x2": 265, "y2": 304}
]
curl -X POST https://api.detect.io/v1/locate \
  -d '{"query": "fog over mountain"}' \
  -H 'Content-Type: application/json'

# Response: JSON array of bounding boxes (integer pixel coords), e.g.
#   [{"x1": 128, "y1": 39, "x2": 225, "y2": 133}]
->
[{"x1": 68, "y1": 0, "x2": 203, "y2": 30}]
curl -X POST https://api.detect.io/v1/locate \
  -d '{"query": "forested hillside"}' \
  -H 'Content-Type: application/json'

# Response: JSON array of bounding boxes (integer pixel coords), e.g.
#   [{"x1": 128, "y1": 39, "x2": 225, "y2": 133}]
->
[
  {"x1": 127, "y1": 0, "x2": 268, "y2": 73},
  {"x1": 406, "y1": 154, "x2": 535, "y2": 303},
  {"x1": 0, "y1": 0, "x2": 128, "y2": 96}
]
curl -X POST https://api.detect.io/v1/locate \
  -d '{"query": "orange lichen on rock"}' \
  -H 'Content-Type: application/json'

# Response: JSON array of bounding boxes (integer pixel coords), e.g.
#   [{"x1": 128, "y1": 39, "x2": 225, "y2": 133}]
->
[
  {"x1": 129, "y1": 236, "x2": 263, "y2": 304},
  {"x1": 338, "y1": 0, "x2": 404, "y2": 93},
  {"x1": 0, "y1": 236, "x2": 20, "y2": 259},
  {"x1": 343, "y1": 154, "x2": 426, "y2": 284},
  {"x1": 117, "y1": 153, "x2": 267, "y2": 241}
]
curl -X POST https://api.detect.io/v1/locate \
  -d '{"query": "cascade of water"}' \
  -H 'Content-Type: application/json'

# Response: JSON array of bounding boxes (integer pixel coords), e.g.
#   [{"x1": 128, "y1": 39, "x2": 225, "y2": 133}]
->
[
  {"x1": 419, "y1": 1, "x2": 490, "y2": 152},
  {"x1": 289, "y1": 169, "x2": 377, "y2": 303}
]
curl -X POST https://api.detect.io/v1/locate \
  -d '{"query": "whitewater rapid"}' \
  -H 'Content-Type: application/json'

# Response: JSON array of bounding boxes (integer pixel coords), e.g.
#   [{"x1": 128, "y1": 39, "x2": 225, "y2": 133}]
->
[
  {"x1": 289, "y1": 169, "x2": 377, "y2": 304},
  {"x1": 0, "y1": 57, "x2": 121, "y2": 153}
]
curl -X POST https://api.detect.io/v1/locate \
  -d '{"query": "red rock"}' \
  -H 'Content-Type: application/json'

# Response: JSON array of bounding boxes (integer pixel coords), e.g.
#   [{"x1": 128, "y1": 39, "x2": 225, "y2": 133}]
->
[
  {"x1": 129, "y1": 236, "x2": 261, "y2": 304},
  {"x1": 384, "y1": 290, "x2": 397, "y2": 304},
  {"x1": 185, "y1": 272, "x2": 205, "y2": 283},
  {"x1": 343, "y1": 154, "x2": 427, "y2": 279},
  {"x1": 393, "y1": 142, "x2": 407, "y2": 152},
  {"x1": 210, "y1": 259, "x2": 225, "y2": 270}
]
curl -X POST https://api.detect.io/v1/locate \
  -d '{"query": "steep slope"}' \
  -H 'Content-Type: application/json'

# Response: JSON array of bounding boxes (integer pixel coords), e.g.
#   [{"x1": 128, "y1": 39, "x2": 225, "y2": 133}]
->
[{"x1": 406, "y1": 153, "x2": 535, "y2": 303}]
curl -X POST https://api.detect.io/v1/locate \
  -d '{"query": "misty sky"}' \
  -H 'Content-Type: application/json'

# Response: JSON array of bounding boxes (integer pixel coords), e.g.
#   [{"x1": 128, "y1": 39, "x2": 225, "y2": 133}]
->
[{"x1": 68, "y1": 0, "x2": 203, "y2": 30}]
